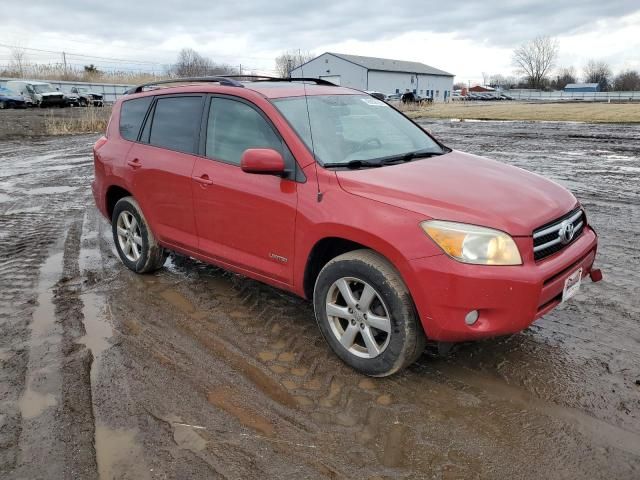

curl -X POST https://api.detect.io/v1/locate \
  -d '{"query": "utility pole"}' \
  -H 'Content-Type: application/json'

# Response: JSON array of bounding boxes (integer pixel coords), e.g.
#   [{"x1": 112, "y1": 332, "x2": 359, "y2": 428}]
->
[
  {"x1": 62, "y1": 51, "x2": 68, "y2": 77},
  {"x1": 239, "y1": 64, "x2": 242, "y2": 76}
]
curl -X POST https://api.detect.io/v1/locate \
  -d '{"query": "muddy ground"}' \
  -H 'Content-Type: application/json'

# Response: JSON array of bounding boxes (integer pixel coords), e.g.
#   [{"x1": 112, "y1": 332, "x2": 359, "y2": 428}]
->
[{"x1": 0, "y1": 120, "x2": 639, "y2": 479}]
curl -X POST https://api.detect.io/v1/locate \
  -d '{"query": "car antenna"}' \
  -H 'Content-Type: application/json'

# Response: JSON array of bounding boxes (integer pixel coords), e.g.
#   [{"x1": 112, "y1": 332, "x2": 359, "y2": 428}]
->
[{"x1": 298, "y1": 53, "x2": 323, "y2": 202}]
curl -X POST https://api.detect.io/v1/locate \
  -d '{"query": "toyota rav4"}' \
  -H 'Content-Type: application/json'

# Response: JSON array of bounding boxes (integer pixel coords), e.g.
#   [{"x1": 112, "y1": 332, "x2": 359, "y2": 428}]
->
[{"x1": 92, "y1": 77, "x2": 601, "y2": 376}]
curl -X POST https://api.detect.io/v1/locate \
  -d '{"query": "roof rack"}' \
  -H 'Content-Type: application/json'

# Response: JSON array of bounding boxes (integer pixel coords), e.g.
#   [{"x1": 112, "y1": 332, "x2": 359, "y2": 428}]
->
[
  {"x1": 220, "y1": 75, "x2": 339, "y2": 86},
  {"x1": 124, "y1": 76, "x2": 245, "y2": 94},
  {"x1": 124, "y1": 75, "x2": 339, "y2": 94}
]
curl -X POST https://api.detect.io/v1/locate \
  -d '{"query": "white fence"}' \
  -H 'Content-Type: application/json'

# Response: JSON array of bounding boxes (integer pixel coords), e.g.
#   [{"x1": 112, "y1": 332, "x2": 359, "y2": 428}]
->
[
  {"x1": 503, "y1": 89, "x2": 640, "y2": 102},
  {"x1": 0, "y1": 78, "x2": 133, "y2": 103}
]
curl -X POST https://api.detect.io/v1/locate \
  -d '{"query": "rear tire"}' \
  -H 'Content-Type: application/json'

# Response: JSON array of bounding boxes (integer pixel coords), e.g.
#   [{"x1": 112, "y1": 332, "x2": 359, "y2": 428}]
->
[
  {"x1": 0, "y1": 101, "x2": 6, "y2": 110},
  {"x1": 313, "y1": 249, "x2": 426, "y2": 376},
  {"x1": 112, "y1": 197, "x2": 167, "y2": 273}
]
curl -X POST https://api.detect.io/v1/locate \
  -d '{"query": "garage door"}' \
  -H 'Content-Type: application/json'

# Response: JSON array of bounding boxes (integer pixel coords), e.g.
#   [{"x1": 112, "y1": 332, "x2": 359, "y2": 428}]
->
[{"x1": 319, "y1": 75, "x2": 341, "y2": 85}]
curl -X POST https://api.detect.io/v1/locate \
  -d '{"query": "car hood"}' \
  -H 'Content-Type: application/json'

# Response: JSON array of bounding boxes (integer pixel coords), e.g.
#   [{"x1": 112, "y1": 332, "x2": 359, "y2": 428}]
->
[{"x1": 335, "y1": 150, "x2": 577, "y2": 236}]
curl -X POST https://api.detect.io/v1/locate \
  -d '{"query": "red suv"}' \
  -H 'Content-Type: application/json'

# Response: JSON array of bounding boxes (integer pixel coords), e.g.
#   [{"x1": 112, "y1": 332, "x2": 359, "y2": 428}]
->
[{"x1": 92, "y1": 77, "x2": 601, "y2": 376}]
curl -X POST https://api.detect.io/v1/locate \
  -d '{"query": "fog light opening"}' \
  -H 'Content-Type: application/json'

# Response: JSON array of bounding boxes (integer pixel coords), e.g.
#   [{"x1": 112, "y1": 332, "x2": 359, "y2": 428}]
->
[{"x1": 465, "y1": 310, "x2": 479, "y2": 326}]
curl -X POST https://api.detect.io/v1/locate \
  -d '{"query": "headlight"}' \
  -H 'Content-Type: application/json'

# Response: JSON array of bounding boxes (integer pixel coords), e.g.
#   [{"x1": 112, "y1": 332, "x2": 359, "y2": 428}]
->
[{"x1": 420, "y1": 220, "x2": 522, "y2": 265}]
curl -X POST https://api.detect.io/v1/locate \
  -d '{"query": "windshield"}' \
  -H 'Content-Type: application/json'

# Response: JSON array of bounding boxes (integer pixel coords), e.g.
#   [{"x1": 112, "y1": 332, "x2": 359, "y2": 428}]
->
[
  {"x1": 32, "y1": 84, "x2": 56, "y2": 94},
  {"x1": 272, "y1": 94, "x2": 444, "y2": 166},
  {"x1": 77, "y1": 87, "x2": 89, "y2": 92}
]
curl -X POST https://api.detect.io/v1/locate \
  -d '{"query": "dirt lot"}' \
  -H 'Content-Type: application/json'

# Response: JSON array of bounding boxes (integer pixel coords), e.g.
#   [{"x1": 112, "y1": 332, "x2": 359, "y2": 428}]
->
[
  {"x1": 0, "y1": 107, "x2": 110, "y2": 139},
  {"x1": 404, "y1": 101, "x2": 640, "y2": 123},
  {"x1": 0, "y1": 121, "x2": 639, "y2": 479}
]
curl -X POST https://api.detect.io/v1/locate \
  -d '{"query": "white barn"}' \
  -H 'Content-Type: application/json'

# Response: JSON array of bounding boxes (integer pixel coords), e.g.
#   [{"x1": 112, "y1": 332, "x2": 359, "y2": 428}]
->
[{"x1": 290, "y1": 52, "x2": 454, "y2": 102}]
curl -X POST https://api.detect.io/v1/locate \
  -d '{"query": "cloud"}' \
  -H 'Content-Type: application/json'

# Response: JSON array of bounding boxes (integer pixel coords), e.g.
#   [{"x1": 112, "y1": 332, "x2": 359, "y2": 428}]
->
[{"x1": 1, "y1": 1, "x2": 639, "y2": 81}]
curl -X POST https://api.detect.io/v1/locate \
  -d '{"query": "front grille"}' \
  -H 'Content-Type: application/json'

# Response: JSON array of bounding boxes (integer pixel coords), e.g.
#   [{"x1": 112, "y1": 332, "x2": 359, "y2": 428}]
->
[{"x1": 533, "y1": 208, "x2": 585, "y2": 261}]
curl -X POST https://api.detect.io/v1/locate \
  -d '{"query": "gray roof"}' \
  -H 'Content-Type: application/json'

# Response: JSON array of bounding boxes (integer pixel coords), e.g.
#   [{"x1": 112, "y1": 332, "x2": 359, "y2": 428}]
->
[
  {"x1": 565, "y1": 83, "x2": 599, "y2": 89},
  {"x1": 329, "y1": 52, "x2": 454, "y2": 77}
]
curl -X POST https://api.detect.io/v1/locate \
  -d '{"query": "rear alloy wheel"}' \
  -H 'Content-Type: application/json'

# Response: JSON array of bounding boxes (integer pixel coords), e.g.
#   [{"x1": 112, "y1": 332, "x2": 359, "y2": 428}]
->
[
  {"x1": 314, "y1": 249, "x2": 426, "y2": 376},
  {"x1": 116, "y1": 211, "x2": 143, "y2": 262},
  {"x1": 112, "y1": 197, "x2": 167, "y2": 273},
  {"x1": 0, "y1": 101, "x2": 6, "y2": 109}
]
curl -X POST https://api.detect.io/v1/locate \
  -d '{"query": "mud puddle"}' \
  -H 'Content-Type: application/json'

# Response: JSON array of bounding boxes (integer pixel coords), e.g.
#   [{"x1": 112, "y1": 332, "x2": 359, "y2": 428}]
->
[{"x1": 19, "y1": 249, "x2": 64, "y2": 420}]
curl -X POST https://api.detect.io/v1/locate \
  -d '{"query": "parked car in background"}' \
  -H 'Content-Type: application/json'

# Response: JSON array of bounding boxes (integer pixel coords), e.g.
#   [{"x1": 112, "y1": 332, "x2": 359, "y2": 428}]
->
[
  {"x1": 92, "y1": 77, "x2": 601, "y2": 376},
  {"x1": 0, "y1": 87, "x2": 27, "y2": 109},
  {"x1": 364, "y1": 91, "x2": 386, "y2": 101},
  {"x1": 70, "y1": 86, "x2": 104, "y2": 106},
  {"x1": 385, "y1": 93, "x2": 401, "y2": 102},
  {"x1": 451, "y1": 93, "x2": 465, "y2": 101},
  {"x1": 5, "y1": 80, "x2": 66, "y2": 107},
  {"x1": 401, "y1": 91, "x2": 431, "y2": 105},
  {"x1": 64, "y1": 92, "x2": 82, "y2": 107}
]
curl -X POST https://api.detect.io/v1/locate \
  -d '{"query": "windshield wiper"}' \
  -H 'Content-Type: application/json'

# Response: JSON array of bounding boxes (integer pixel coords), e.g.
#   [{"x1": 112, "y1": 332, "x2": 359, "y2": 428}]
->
[
  {"x1": 322, "y1": 159, "x2": 383, "y2": 169},
  {"x1": 379, "y1": 149, "x2": 445, "y2": 166},
  {"x1": 322, "y1": 149, "x2": 445, "y2": 170}
]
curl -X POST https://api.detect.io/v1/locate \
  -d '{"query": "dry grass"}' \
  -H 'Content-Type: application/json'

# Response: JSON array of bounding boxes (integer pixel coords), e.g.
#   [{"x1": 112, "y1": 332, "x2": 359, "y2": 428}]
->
[
  {"x1": 1, "y1": 64, "x2": 164, "y2": 85},
  {"x1": 400, "y1": 102, "x2": 640, "y2": 123},
  {"x1": 44, "y1": 106, "x2": 112, "y2": 135}
]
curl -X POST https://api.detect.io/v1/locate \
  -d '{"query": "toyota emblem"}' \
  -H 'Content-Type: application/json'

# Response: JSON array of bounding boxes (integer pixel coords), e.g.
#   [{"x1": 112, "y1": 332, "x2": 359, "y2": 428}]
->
[{"x1": 558, "y1": 220, "x2": 575, "y2": 244}]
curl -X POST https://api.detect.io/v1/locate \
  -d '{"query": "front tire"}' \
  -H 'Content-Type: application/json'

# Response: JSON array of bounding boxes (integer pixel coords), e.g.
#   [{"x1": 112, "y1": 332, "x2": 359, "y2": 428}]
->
[
  {"x1": 112, "y1": 197, "x2": 167, "y2": 273},
  {"x1": 313, "y1": 249, "x2": 426, "y2": 376}
]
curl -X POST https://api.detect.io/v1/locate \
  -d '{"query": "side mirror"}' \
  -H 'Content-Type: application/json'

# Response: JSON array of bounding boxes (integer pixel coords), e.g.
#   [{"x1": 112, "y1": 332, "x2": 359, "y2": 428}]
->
[{"x1": 240, "y1": 148, "x2": 286, "y2": 176}]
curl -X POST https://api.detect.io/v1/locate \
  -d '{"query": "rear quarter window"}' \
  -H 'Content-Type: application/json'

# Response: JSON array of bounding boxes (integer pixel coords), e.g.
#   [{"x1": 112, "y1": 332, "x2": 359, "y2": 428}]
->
[
  {"x1": 148, "y1": 96, "x2": 203, "y2": 154},
  {"x1": 119, "y1": 97, "x2": 152, "y2": 141}
]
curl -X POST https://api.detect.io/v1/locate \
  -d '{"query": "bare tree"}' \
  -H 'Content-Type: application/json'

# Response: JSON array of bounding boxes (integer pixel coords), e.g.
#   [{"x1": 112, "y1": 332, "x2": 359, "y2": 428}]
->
[
  {"x1": 487, "y1": 73, "x2": 518, "y2": 88},
  {"x1": 169, "y1": 48, "x2": 236, "y2": 77},
  {"x1": 551, "y1": 66, "x2": 577, "y2": 90},
  {"x1": 513, "y1": 36, "x2": 559, "y2": 89},
  {"x1": 613, "y1": 70, "x2": 640, "y2": 91},
  {"x1": 583, "y1": 60, "x2": 612, "y2": 91},
  {"x1": 169, "y1": 48, "x2": 213, "y2": 77},
  {"x1": 275, "y1": 50, "x2": 315, "y2": 78},
  {"x1": 9, "y1": 47, "x2": 27, "y2": 77}
]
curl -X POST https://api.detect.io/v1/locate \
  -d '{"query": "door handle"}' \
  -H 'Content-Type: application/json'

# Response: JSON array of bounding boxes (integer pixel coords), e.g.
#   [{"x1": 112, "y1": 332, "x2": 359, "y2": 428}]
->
[
  {"x1": 127, "y1": 158, "x2": 142, "y2": 169},
  {"x1": 193, "y1": 174, "x2": 213, "y2": 186}
]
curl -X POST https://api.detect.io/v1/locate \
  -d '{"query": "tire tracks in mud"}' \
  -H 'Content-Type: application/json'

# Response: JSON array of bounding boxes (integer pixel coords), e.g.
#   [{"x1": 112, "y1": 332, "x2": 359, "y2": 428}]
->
[
  {"x1": 0, "y1": 136, "x2": 100, "y2": 478},
  {"x1": 2, "y1": 130, "x2": 640, "y2": 478},
  {"x1": 0, "y1": 209, "x2": 64, "y2": 473},
  {"x1": 124, "y1": 256, "x2": 639, "y2": 479},
  {"x1": 55, "y1": 218, "x2": 99, "y2": 479},
  {"x1": 7, "y1": 213, "x2": 100, "y2": 479}
]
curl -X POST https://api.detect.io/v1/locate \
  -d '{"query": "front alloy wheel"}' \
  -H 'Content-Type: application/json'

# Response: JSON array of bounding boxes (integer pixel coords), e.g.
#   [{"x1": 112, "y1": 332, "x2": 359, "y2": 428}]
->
[
  {"x1": 325, "y1": 277, "x2": 391, "y2": 358},
  {"x1": 314, "y1": 249, "x2": 426, "y2": 376}
]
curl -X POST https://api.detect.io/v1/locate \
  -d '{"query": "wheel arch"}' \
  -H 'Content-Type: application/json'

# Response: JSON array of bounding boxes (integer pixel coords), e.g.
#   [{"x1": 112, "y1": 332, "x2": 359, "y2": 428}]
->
[
  {"x1": 301, "y1": 231, "x2": 415, "y2": 302},
  {"x1": 105, "y1": 184, "x2": 133, "y2": 221}
]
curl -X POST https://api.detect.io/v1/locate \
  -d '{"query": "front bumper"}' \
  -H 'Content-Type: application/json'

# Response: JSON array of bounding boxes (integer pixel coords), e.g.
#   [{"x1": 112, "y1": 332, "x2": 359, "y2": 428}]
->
[
  {"x1": 408, "y1": 226, "x2": 598, "y2": 342},
  {"x1": 41, "y1": 96, "x2": 65, "y2": 106}
]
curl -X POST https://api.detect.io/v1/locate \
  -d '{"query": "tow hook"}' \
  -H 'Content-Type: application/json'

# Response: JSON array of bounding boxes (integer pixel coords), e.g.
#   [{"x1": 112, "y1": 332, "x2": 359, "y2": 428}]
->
[{"x1": 589, "y1": 268, "x2": 603, "y2": 282}]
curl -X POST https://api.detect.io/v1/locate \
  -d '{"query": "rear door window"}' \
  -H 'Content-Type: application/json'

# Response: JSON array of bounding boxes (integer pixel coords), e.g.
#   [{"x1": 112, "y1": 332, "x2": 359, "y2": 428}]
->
[
  {"x1": 148, "y1": 96, "x2": 203, "y2": 154},
  {"x1": 119, "y1": 97, "x2": 152, "y2": 141},
  {"x1": 205, "y1": 97, "x2": 283, "y2": 165}
]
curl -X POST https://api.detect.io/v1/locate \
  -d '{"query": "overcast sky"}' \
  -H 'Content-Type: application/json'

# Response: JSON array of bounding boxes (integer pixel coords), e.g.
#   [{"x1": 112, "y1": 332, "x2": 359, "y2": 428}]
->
[{"x1": 1, "y1": 1, "x2": 639, "y2": 83}]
